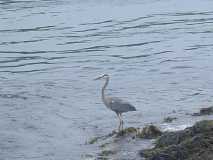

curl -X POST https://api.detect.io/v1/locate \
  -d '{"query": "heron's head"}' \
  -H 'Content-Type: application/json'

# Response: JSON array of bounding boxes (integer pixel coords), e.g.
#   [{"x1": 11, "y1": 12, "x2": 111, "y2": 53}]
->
[{"x1": 94, "y1": 74, "x2": 109, "y2": 80}]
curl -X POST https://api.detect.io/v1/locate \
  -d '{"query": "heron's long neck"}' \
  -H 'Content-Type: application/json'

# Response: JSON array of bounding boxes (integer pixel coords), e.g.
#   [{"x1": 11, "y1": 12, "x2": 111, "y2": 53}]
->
[{"x1": 102, "y1": 77, "x2": 109, "y2": 104}]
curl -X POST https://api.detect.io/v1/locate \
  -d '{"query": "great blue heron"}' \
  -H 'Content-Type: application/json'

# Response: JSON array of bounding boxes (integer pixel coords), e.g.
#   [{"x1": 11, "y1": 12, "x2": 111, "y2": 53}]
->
[{"x1": 94, "y1": 74, "x2": 136, "y2": 131}]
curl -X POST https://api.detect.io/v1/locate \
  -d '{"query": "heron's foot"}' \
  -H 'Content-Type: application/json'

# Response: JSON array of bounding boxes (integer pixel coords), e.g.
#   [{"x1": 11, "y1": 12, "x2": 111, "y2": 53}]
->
[
  {"x1": 118, "y1": 127, "x2": 123, "y2": 134},
  {"x1": 117, "y1": 129, "x2": 124, "y2": 136},
  {"x1": 117, "y1": 123, "x2": 125, "y2": 135}
]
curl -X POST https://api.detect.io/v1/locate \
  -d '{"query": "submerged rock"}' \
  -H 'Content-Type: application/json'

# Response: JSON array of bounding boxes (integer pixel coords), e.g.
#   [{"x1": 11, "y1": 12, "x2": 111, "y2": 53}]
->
[
  {"x1": 98, "y1": 149, "x2": 116, "y2": 159},
  {"x1": 88, "y1": 137, "x2": 99, "y2": 144},
  {"x1": 140, "y1": 120, "x2": 213, "y2": 160},
  {"x1": 192, "y1": 106, "x2": 213, "y2": 116},
  {"x1": 87, "y1": 131, "x2": 117, "y2": 144},
  {"x1": 163, "y1": 116, "x2": 177, "y2": 123}
]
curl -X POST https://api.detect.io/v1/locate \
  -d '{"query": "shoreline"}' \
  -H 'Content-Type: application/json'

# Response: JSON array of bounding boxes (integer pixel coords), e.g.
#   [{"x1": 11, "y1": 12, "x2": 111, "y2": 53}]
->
[{"x1": 86, "y1": 106, "x2": 213, "y2": 160}]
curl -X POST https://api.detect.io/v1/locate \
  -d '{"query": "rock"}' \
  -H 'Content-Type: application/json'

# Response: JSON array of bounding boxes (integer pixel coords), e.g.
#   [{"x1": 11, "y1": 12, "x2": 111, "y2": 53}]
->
[
  {"x1": 99, "y1": 142, "x2": 110, "y2": 148},
  {"x1": 116, "y1": 127, "x2": 138, "y2": 137},
  {"x1": 89, "y1": 126, "x2": 162, "y2": 159},
  {"x1": 88, "y1": 131, "x2": 117, "y2": 144},
  {"x1": 99, "y1": 150, "x2": 116, "y2": 156},
  {"x1": 98, "y1": 149, "x2": 116, "y2": 160},
  {"x1": 163, "y1": 116, "x2": 177, "y2": 123},
  {"x1": 140, "y1": 120, "x2": 213, "y2": 160},
  {"x1": 83, "y1": 154, "x2": 95, "y2": 160},
  {"x1": 88, "y1": 137, "x2": 99, "y2": 144},
  {"x1": 116, "y1": 126, "x2": 162, "y2": 139},
  {"x1": 200, "y1": 106, "x2": 213, "y2": 115},
  {"x1": 138, "y1": 125, "x2": 162, "y2": 139},
  {"x1": 192, "y1": 106, "x2": 213, "y2": 116}
]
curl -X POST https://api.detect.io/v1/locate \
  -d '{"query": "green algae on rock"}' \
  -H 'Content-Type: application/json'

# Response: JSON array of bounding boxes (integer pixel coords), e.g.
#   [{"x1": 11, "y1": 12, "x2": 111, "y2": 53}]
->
[
  {"x1": 140, "y1": 120, "x2": 213, "y2": 160},
  {"x1": 116, "y1": 126, "x2": 162, "y2": 139},
  {"x1": 98, "y1": 150, "x2": 116, "y2": 160},
  {"x1": 88, "y1": 137, "x2": 99, "y2": 144},
  {"x1": 138, "y1": 125, "x2": 162, "y2": 139},
  {"x1": 116, "y1": 127, "x2": 138, "y2": 137}
]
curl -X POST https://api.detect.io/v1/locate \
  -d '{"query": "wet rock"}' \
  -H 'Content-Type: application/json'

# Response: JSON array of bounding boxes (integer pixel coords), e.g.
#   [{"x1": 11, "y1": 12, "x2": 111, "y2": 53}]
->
[
  {"x1": 99, "y1": 150, "x2": 116, "y2": 156},
  {"x1": 123, "y1": 127, "x2": 138, "y2": 133},
  {"x1": 192, "y1": 106, "x2": 213, "y2": 116},
  {"x1": 88, "y1": 137, "x2": 99, "y2": 144},
  {"x1": 99, "y1": 142, "x2": 110, "y2": 148},
  {"x1": 116, "y1": 126, "x2": 162, "y2": 139},
  {"x1": 140, "y1": 120, "x2": 213, "y2": 160},
  {"x1": 89, "y1": 126, "x2": 162, "y2": 160},
  {"x1": 88, "y1": 131, "x2": 117, "y2": 144},
  {"x1": 98, "y1": 150, "x2": 116, "y2": 160},
  {"x1": 138, "y1": 125, "x2": 162, "y2": 139},
  {"x1": 163, "y1": 116, "x2": 177, "y2": 123},
  {"x1": 83, "y1": 154, "x2": 95, "y2": 160},
  {"x1": 116, "y1": 127, "x2": 138, "y2": 137}
]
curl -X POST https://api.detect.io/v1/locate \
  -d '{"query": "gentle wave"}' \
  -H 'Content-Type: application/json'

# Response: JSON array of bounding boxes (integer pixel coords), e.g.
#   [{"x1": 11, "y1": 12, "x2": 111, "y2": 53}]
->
[{"x1": 0, "y1": 3, "x2": 213, "y2": 75}]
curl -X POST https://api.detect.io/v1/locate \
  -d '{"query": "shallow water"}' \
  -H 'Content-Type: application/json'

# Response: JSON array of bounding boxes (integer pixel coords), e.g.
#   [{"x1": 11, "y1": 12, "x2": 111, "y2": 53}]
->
[{"x1": 1, "y1": 0, "x2": 213, "y2": 159}]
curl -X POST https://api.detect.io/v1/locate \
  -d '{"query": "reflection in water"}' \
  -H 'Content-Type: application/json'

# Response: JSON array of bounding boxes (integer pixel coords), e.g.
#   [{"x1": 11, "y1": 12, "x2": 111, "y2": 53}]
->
[{"x1": 1, "y1": 0, "x2": 213, "y2": 159}]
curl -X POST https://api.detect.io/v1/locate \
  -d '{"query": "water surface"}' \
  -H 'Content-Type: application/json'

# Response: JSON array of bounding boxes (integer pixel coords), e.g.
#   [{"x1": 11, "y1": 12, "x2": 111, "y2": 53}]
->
[{"x1": 1, "y1": 0, "x2": 213, "y2": 159}]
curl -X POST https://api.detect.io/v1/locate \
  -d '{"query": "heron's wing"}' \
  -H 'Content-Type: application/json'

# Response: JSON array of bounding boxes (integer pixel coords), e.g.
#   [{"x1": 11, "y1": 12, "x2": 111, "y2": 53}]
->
[{"x1": 108, "y1": 97, "x2": 136, "y2": 113}]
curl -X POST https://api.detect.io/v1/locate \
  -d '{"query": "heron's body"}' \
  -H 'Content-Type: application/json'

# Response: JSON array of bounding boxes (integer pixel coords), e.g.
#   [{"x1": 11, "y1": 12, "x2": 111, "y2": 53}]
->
[
  {"x1": 95, "y1": 74, "x2": 136, "y2": 131},
  {"x1": 103, "y1": 96, "x2": 136, "y2": 114}
]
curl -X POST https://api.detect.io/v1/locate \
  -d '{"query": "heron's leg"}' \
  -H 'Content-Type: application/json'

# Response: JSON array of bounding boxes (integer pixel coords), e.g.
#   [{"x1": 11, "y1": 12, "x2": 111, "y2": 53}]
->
[
  {"x1": 118, "y1": 113, "x2": 124, "y2": 131},
  {"x1": 116, "y1": 113, "x2": 122, "y2": 132},
  {"x1": 120, "y1": 114, "x2": 124, "y2": 130}
]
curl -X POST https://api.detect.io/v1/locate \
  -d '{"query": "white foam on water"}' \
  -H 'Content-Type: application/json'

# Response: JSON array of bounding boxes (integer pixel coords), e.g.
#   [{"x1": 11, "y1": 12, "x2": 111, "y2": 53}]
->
[{"x1": 161, "y1": 123, "x2": 192, "y2": 132}]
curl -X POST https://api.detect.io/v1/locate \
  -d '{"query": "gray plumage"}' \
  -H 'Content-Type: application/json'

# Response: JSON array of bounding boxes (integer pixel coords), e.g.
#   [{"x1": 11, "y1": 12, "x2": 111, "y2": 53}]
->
[
  {"x1": 106, "y1": 97, "x2": 136, "y2": 114},
  {"x1": 95, "y1": 74, "x2": 136, "y2": 131}
]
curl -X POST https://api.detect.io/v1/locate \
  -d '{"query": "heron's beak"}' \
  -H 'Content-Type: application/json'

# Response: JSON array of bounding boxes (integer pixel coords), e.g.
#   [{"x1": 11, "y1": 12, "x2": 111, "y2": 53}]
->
[
  {"x1": 94, "y1": 75, "x2": 104, "y2": 80},
  {"x1": 94, "y1": 76, "x2": 102, "y2": 80}
]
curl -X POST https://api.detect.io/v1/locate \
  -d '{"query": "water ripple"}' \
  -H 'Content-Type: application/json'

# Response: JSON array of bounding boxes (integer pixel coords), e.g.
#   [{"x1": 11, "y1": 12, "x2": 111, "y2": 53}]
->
[
  {"x1": 0, "y1": 39, "x2": 47, "y2": 45},
  {"x1": 1, "y1": 1, "x2": 213, "y2": 159},
  {"x1": 0, "y1": 25, "x2": 55, "y2": 33},
  {"x1": 80, "y1": 20, "x2": 114, "y2": 26},
  {"x1": 0, "y1": 93, "x2": 27, "y2": 100}
]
